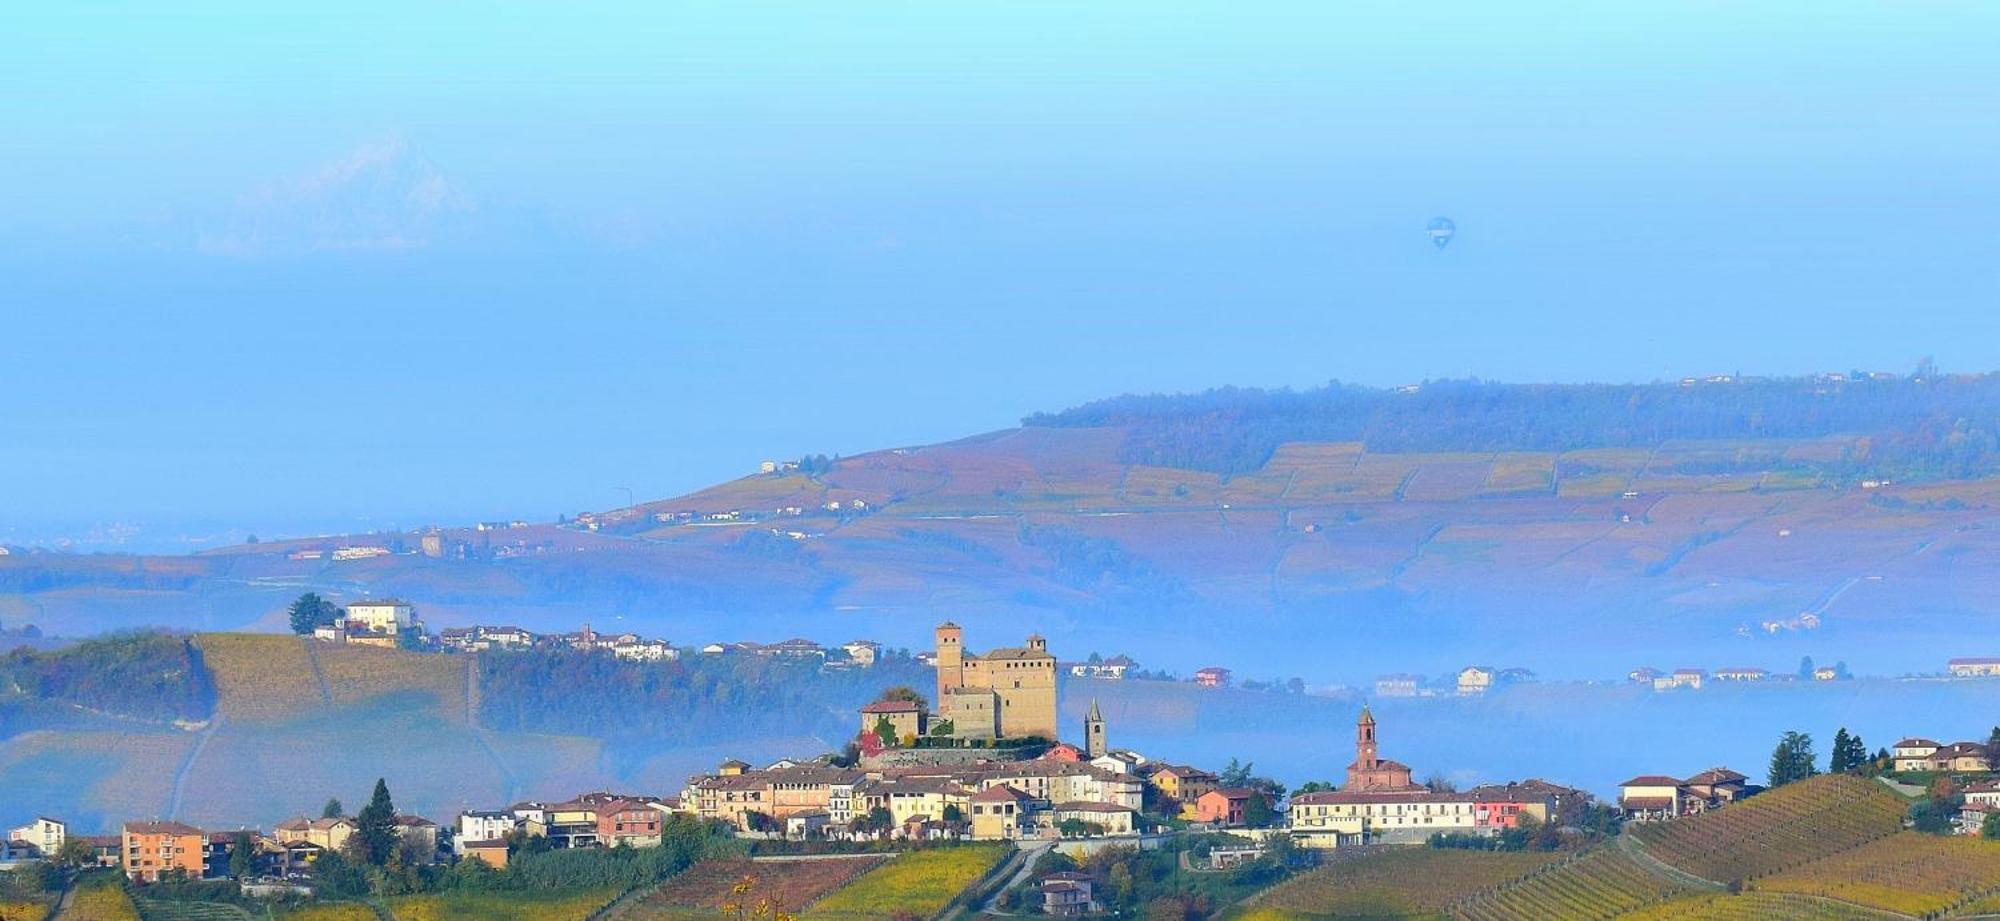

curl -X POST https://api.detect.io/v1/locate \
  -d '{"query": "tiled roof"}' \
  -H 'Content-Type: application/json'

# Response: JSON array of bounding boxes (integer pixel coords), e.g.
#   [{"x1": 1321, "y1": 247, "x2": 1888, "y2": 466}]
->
[{"x1": 1621, "y1": 776, "x2": 1683, "y2": 787}]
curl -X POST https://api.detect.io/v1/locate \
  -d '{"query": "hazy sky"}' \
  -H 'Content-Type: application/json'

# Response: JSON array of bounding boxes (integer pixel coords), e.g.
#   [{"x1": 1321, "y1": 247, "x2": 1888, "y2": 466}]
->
[{"x1": 4, "y1": 2, "x2": 1997, "y2": 546}]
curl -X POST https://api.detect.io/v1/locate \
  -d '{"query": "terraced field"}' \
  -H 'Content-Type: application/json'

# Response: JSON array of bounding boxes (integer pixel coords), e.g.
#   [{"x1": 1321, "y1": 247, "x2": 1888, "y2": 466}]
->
[
  {"x1": 616, "y1": 856, "x2": 888, "y2": 918},
  {"x1": 1448, "y1": 848, "x2": 1695, "y2": 921},
  {"x1": 805, "y1": 846, "x2": 1007, "y2": 921},
  {"x1": 1628, "y1": 775, "x2": 1907, "y2": 884},
  {"x1": 1250, "y1": 848, "x2": 1562, "y2": 919},
  {"x1": 1754, "y1": 833, "x2": 2000, "y2": 917},
  {"x1": 1609, "y1": 892, "x2": 1900, "y2": 920}
]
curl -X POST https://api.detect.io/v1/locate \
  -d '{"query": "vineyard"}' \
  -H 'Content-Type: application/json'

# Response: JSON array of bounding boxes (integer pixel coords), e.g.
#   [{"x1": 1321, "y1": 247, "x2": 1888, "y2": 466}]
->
[
  {"x1": 314, "y1": 643, "x2": 463, "y2": 719},
  {"x1": 615, "y1": 856, "x2": 888, "y2": 918},
  {"x1": 1251, "y1": 848, "x2": 1562, "y2": 919},
  {"x1": 383, "y1": 889, "x2": 622, "y2": 921},
  {"x1": 1447, "y1": 848, "x2": 1694, "y2": 921},
  {"x1": 59, "y1": 879, "x2": 142, "y2": 921},
  {"x1": 267, "y1": 904, "x2": 381, "y2": 921},
  {"x1": 0, "y1": 898, "x2": 53, "y2": 921},
  {"x1": 131, "y1": 900, "x2": 251, "y2": 921},
  {"x1": 805, "y1": 846, "x2": 1007, "y2": 921},
  {"x1": 1627, "y1": 775, "x2": 1906, "y2": 884},
  {"x1": 1608, "y1": 892, "x2": 1902, "y2": 920},
  {"x1": 1754, "y1": 833, "x2": 2000, "y2": 916},
  {"x1": 193, "y1": 634, "x2": 322, "y2": 723}
]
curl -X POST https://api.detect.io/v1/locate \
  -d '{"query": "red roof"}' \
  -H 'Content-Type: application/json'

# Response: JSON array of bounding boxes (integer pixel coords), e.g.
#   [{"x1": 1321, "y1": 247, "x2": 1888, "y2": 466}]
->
[
  {"x1": 1620, "y1": 776, "x2": 1683, "y2": 787},
  {"x1": 860, "y1": 700, "x2": 924, "y2": 713}
]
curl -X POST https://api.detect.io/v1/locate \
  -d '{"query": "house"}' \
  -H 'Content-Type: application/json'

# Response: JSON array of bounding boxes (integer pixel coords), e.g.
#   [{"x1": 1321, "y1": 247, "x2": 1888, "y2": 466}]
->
[
  {"x1": 331, "y1": 546, "x2": 390, "y2": 561},
  {"x1": 1712, "y1": 667, "x2": 1768, "y2": 682},
  {"x1": 596, "y1": 800, "x2": 663, "y2": 847},
  {"x1": 1893, "y1": 738, "x2": 1942, "y2": 772},
  {"x1": 1469, "y1": 784, "x2": 1558, "y2": 829},
  {"x1": 1812, "y1": 666, "x2": 1840, "y2": 681},
  {"x1": 1682, "y1": 768, "x2": 1758, "y2": 806},
  {"x1": 1193, "y1": 788, "x2": 1267, "y2": 826},
  {"x1": 393, "y1": 816, "x2": 439, "y2": 860},
  {"x1": 1090, "y1": 751, "x2": 1144, "y2": 775},
  {"x1": 1958, "y1": 802, "x2": 1997, "y2": 836},
  {"x1": 968, "y1": 785, "x2": 1040, "y2": 840},
  {"x1": 455, "y1": 811, "x2": 517, "y2": 855},
  {"x1": 1457, "y1": 666, "x2": 1495, "y2": 696},
  {"x1": 859, "y1": 699, "x2": 927, "y2": 743},
  {"x1": 855, "y1": 777, "x2": 972, "y2": 830},
  {"x1": 123, "y1": 821, "x2": 206, "y2": 882},
  {"x1": 1929, "y1": 742, "x2": 1994, "y2": 773},
  {"x1": 1070, "y1": 655, "x2": 1137, "y2": 680},
  {"x1": 1042, "y1": 872, "x2": 1096, "y2": 917},
  {"x1": 8, "y1": 817, "x2": 65, "y2": 854},
  {"x1": 1194, "y1": 667, "x2": 1232, "y2": 689},
  {"x1": 1050, "y1": 802, "x2": 1136, "y2": 836},
  {"x1": 841, "y1": 640, "x2": 881, "y2": 668},
  {"x1": 611, "y1": 638, "x2": 676, "y2": 662},
  {"x1": 1628, "y1": 667, "x2": 1664, "y2": 685},
  {"x1": 1652, "y1": 669, "x2": 1705, "y2": 692},
  {"x1": 461, "y1": 839, "x2": 509, "y2": 868},
  {"x1": 1287, "y1": 788, "x2": 1479, "y2": 848},
  {"x1": 1618, "y1": 776, "x2": 1686, "y2": 822},
  {"x1": 1374, "y1": 674, "x2": 1423, "y2": 698},
  {"x1": 345, "y1": 599, "x2": 417, "y2": 634},
  {"x1": 1950, "y1": 658, "x2": 2000, "y2": 678},
  {"x1": 1146, "y1": 764, "x2": 1220, "y2": 806},
  {"x1": 1965, "y1": 780, "x2": 2000, "y2": 808},
  {"x1": 763, "y1": 638, "x2": 827, "y2": 660},
  {"x1": 274, "y1": 817, "x2": 356, "y2": 853}
]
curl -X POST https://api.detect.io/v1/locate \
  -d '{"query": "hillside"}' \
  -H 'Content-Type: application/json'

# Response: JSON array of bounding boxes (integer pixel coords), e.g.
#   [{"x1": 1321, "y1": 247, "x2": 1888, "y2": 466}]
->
[
  {"x1": 0, "y1": 375, "x2": 1996, "y2": 682},
  {"x1": 1241, "y1": 775, "x2": 2000, "y2": 921}
]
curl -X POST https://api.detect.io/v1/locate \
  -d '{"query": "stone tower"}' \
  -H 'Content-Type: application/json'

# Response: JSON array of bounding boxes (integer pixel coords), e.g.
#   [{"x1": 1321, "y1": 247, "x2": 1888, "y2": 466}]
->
[
  {"x1": 1355, "y1": 706, "x2": 1378, "y2": 772},
  {"x1": 1085, "y1": 698, "x2": 1107, "y2": 758},
  {"x1": 935, "y1": 621, "x2": 964, "y2": 707}
]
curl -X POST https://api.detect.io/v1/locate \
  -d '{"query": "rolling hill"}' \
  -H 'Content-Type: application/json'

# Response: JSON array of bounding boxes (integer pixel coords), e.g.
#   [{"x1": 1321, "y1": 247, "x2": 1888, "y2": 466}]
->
[{"x1": 0, "y1": 376, "x2": 1995, "y2": 682}]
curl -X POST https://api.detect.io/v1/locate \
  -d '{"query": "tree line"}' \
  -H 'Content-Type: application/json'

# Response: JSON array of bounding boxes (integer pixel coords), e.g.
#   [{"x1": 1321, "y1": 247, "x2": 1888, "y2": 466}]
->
[{"x1": 1024, "y1": 372, "x2": 2000, "y2": 479}]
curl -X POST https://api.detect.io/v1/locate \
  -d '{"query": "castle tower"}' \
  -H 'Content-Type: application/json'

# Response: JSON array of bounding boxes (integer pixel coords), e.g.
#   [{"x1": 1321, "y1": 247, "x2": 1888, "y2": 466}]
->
[
  {"x1": 1085, "y1": 698, "x2": 1107, "y2": 758},
  {"x1": 1027, "y1": 633, "x2": 1047, "y2": 653},
  {"x1": 1355, "y1": 706, "x2": 1378, "y2": 772},
  {"x1": 935, "y1": 622, "x2": 964, "y2": 707}
]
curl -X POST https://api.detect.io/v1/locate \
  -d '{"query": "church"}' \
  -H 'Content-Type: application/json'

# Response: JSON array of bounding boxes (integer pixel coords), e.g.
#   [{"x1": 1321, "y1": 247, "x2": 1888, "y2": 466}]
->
[{"x1": 1346, "y1": 706, "x2": 1416, "y2": 791}]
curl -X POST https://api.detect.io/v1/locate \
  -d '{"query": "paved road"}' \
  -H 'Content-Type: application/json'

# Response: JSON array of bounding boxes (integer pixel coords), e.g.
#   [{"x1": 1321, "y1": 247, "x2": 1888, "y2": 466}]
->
[{"x1": 976, "y1": 842, "x2": 1052, "y2": 916}]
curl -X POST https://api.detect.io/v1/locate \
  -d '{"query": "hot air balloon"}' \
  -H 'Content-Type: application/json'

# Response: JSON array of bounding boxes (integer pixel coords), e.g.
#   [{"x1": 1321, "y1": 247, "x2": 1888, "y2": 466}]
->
[{"x1": 1426, "y1": 217, "x2": 1455, "y2": 250}]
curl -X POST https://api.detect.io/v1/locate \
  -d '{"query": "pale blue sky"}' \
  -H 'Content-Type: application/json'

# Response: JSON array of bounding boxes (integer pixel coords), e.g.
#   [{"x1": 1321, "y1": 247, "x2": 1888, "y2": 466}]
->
[{"x1": 3, "y1": 2, "x2": 1997, "y2": 548}]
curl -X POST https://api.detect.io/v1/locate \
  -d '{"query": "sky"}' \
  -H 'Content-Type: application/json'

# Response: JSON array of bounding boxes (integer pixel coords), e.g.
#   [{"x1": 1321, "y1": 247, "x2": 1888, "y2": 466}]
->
[{"x1": 3, "y1": 1, "x2": 1997, "y2": 549}]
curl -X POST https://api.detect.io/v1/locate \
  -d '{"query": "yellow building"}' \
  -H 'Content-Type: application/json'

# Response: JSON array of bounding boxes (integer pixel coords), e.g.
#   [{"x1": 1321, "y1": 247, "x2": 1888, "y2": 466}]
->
[
  {"x1": 968, "y1": 785, "x2": 1038, "y2": 840},
  {"x1": 1286, "y1": 789, "x2": 1478, "y2": 847},
  {"x1": 934, "y1": 622, "x2": 1058, "y2": 740}
]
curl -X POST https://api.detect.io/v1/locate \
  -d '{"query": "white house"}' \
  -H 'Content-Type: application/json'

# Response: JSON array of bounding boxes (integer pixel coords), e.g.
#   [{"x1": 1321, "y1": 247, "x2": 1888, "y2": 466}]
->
[
  {"x1": 455, "y1": 811, "x2": 517, "y2": 855},
  {"x1": 345, "y1": 600, "x2": 416, "y2": 633},
  {"x1": 8, "y1": 817, "x2": 65, "y2": 854},
  {"x1": 1893, "y1": 738, "x2": 1942, "y2": 772}
]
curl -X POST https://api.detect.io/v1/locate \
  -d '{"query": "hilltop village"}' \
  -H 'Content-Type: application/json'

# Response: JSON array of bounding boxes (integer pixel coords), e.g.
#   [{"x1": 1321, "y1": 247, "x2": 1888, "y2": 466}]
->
[{"x1": 13, "y1": 618, "x2": 2000, "y2": 921}]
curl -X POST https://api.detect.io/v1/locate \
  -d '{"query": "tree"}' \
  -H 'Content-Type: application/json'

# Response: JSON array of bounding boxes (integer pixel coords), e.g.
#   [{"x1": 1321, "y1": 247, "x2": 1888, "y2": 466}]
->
[
  {"x1": 877, "y1": 686, "x2": 929, "y2": 712},
  {"x1": 322, "y1": 797, "x2": 345, "y2": 819},
  {"x1": 1292, "y1": 780, "x2": 1336, "y2": 796},
  {"x1": 288, "y1": 592, "x2": 343, "y2": 635},
  {"x1": 1797, "y1": 656, "x2": 1816, "y2": 680},
  {"x1": 928, "y1": 719, "x2": 955, "y2": 738},
  {"x1": 1985, "y1": 812, "x2": 2000, "y2": 840},
  {"x1": 1424, "y1": 774, "x2": 1459, "y2": 794},
  {"x1": 1768, "y1": 730, "x2": 1818, "y2": 787},
  {"x1": 873, "y1": 717, "x2": 899, "y2": 749},
  {"x1": 942, "y1": 804, "x2": 962, "y2": 823},
  {"x1": 1829, "y1": 728, "x2": 1867, "y2": 774},
  {"x1": 1244, "y1": 793, "x2": 1276, "y2": 827},
  {"x1": 354, "y1": 778, "x2": 399, "y2": 866},
  {"x1": 228, "y1": 830, "x2": 257, "y2": 879},
  {"x1": 1219, "y1": 758, "x2": 1254, "y2": 786}
]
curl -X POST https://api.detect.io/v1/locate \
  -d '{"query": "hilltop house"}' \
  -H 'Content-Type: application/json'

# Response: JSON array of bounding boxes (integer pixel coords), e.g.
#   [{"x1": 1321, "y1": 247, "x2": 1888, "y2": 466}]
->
[
  {"x1": 1653, "y1": 669, "x2": 1705, "y2": 691},
  {"x1": 1193, "y1": 788, "x2": 1268, "y2": 826},
  {"x1": 1374, "y1": 674, "x2": 1423, "y2": 698},
  {"x1": 860, "y1": 699, "x2": 927, "y2": 742},
  {"x1": 1194, "y1": 667, "x2": 1231, "y2": 689},
  {"x1": 1893, "y1": 738, "x2": 1994, "y2": 773},
  {"x1": 841, "y1": 640, "x2": 881, "y2": 668},
  {"x1": 345, "y1": 599, "x2": 416, "y2": 633},
  {"x1": 1618, "y1": 767, "x2": 1758, "y2": 821},
  {"x1": 1712, "y1": 667, "x2": 1768, "y2": 682},
  {"x1": 1070, "y1": 655, "x2": 1137, "y2": 680},
  {"x1": 1950, "y1": 658, "x2": 2000, "y2": 678},
  {"x1": 1457, "y1": 667, "x2": 1495, "y2": 695}
]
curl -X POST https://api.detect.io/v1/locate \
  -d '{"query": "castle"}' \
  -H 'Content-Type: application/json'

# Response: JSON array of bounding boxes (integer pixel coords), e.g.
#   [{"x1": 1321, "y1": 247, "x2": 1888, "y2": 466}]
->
[
  {"x1": 934, "y1": 622, "x2": 1059, "y2": 741},
  {"x1": 1346, "y1": 706, "x2": 1415, "y2": 791}
]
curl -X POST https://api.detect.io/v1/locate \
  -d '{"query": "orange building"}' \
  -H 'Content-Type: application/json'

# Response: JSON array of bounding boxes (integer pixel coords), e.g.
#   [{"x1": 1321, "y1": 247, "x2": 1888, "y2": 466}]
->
[
  {"x1": 122, "y1": 820, "x2": 206, "y2": 882},
  {"x1": 1192, "y1": 788, "x2": 1266, "y2": 826}
]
